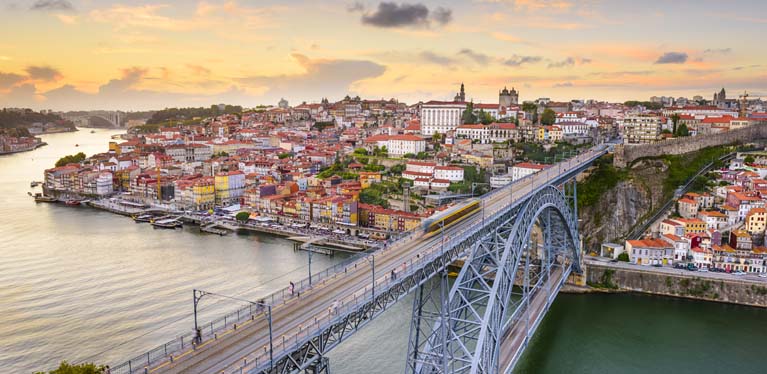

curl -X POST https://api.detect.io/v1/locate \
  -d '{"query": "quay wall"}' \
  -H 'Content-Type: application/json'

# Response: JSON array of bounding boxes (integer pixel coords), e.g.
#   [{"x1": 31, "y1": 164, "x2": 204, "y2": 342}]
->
[
  {"x1": 613, "y1": 125, "x2": 767, "y2": 168},
  {"x1": 584, "y1": 263, "x2": 767, "y2": 308}
]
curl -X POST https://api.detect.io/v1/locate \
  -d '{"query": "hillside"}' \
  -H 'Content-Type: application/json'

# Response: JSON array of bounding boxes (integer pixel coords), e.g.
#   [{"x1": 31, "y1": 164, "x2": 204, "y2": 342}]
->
[{"x1": 577, "y1": 146, "x2": 732, "y2": 251}]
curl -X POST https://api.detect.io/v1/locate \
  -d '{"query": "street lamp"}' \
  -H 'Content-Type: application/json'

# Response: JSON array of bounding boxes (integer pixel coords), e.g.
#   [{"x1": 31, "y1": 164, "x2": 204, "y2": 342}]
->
[{"x1": 366, "y1": 254, "x2": 376, "y2": 299}]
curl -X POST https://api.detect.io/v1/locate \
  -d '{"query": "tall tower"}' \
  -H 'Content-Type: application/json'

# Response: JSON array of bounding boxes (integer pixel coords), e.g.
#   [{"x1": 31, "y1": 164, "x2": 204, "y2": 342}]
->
[
  {"x1": 499, "y1": 87, "x2": 512, "y2": 107},
  {"x1": 510, "y1": 87, "x2": 519, "y2": 105},
  {"x1": 454, "y1": 83, "x2": 466, "y2": 102}
]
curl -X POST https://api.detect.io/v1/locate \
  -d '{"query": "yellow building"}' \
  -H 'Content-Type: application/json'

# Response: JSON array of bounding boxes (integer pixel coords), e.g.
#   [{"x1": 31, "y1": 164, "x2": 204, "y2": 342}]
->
[
  {"x1": 214, "y1": 172, "x2": 230, "y2": 205},
  {"x1": 192, "y1": 177, "x2": 215, "y2": 210},
  {"x1": 678, "y1": 218, "x2": 706, "y2": 235},
  {"x1": 358, "y1": 172, "x2": 382, "y2": 189},
  {"x1": 745, "y1": 208, "x2": 767, "y2": 234}
]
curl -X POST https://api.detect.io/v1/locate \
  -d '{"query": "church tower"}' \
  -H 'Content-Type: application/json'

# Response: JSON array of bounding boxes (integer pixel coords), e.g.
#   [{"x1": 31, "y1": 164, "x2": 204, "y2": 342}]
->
[{"x1": 454, "y1": 83, "x2": 466, "y2": 102}]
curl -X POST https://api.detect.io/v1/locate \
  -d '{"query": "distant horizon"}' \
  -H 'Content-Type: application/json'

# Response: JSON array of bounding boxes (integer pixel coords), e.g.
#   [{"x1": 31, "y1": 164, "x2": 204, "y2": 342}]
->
[
  {"x1": 2, "y1": 0, "x2": 766, "y2": 111},
  {"x1": 0, "y1": 90, "x2": 734, "y2": 114}
]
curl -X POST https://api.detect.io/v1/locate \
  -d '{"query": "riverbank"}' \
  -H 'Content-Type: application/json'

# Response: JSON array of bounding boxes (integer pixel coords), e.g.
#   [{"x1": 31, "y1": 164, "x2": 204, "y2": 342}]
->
[
  {"x1": 79, "y1": 198, "x2": 376, "y2": 251},
  {"x1": 579, "y1": 261, "x2": 767, "y2": 308},
  {"x1": 0, "y1": 141, "x2": 47, "y2": 155}
]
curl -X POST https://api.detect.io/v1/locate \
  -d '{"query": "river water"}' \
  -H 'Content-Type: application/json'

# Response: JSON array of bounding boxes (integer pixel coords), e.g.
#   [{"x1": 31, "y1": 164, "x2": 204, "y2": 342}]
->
[{"x1": 0, "y1": 129, "x2": 764, "y2": 373}]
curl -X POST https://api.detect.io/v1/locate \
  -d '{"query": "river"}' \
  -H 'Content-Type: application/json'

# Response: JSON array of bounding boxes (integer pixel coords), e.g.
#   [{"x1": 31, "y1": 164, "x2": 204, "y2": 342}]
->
[{"x1": 0, "y1": 129, "x2": 764, "y2": 373}]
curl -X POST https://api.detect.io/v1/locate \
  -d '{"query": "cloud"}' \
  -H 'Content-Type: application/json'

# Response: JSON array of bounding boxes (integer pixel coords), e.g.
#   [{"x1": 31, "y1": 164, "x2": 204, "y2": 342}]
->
[
  {"x1": 25, "y1": 66, "x2": 62, "y2": 81},
  {"x1": 419, "y1": 51, "x2": 456, "y2": 65},
  {"x1": 186, "y1": 64, "x2": 211, "y2": 76},
  {"x1": 548, "y1": 57, "x2": 575, "y2": 68},
  {"x1": 704, "y1": 48, "x2": 732, "y2": 54},
  {"x1": 0, "y1": 72, "x2": 26, "y2": 88},
  {"x1": 360, "y1": 2, "x2": 452, "y2": 28},
  {"x1": 458, "y1": 49, "x2": 491, "y2": 64},
  {"x1": 432, "y1": 7, "x2": 452, "y2": 25},
  {"x1": 502, "y1": 55, "x2": 542, "y2": 66},
  {"x1": 30, "y1": 0, "x2": 74, "y2": 11},
  {"x1": 347, "y1": 2, "x2": 365, "y2": 12},
  {"x1": 655, "y1": 52, "x2": 688, "y2": 64},
  {"x1": 553, "y1": 82, "x2": 573, "y2": 87},
  {"x1": 238, "y1": 53, "x2": 386, "y2": 102}
]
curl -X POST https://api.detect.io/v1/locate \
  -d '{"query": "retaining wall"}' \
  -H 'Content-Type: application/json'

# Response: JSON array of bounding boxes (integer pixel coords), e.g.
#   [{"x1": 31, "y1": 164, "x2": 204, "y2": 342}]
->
[
  {"x1": 585, "y1": 263, "x2": 767, "y2": 308},
  {"x1": 614, "y1": 125, "x2": 767, "y2": 167}
]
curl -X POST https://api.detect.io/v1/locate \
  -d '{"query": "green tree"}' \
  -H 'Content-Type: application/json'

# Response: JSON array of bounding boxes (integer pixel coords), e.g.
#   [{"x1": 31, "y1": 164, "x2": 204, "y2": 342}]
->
[
  {"x1": 670, "y1": 113, "x2": 680, "y2": 134},
  {"x1": 277, "y1": 152, "x2": 292, "y2": 159},
  {"x1": 55, "y1": 152, "x2": 87, "y2": 167},
  {"x1": 521, "y1": 102, "x2": 538, "y2": 123},
  {"x1": 617, "y1": 252, "x2": 630, "y2": 262},
  {"x1": 478, "y1": 109, "x2": 493, "y2": 125},
  {"x1": 403, "y1": 152, "x2": 416, "y2": 159},
  {"x1": 675, "y1": 123, "x2": 690, "y2": 137},
  {"x1": 540, "y1": 109, "x2": 556, "y2": 126},
  {"x1": 235, "y1": 211, "x2": 250, "y2": 222},
  {"x1": 461, "y1": 102, "x2": 477, "y2": 124},
  {"x1": 36, "y1": 361, "x2": 105, "y2": 374},
  {"x1": 353, "y1": 148, "x2": 368, "y2": 155},
  {"x1": 744, "y1": 155, "x2": 755, "y2": 164}
]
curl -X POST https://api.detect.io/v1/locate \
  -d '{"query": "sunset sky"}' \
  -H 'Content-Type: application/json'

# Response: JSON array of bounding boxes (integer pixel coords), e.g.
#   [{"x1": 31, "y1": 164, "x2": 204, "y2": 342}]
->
[{"x1": 1, "y1": 0, "x2": 766, "y2": 110}]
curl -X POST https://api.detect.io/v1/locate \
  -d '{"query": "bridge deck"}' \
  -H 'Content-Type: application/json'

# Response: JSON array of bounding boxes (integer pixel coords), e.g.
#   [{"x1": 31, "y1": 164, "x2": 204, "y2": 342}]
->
[
  {"x1": 126, "y1": 148, "x2": 606, "y2": 374},
  {"x1": 498, "y1": 266, "x2": 569, "y2": 373}
]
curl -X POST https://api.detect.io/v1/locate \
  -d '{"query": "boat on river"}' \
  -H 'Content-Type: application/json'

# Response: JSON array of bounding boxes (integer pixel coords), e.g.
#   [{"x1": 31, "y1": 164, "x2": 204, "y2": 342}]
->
[
  {"x1": 132, "y1": 214, "x2": 154, "y2": 223},
  {"x1": 33, "y1": 193, "x2": 57, "y2": 203},
  {"x1": 151, "y1": 218, "x2": 183, "y2": 229},
  {"x1": 65, "y1": 200, "x2": 81, "y2": 206}
]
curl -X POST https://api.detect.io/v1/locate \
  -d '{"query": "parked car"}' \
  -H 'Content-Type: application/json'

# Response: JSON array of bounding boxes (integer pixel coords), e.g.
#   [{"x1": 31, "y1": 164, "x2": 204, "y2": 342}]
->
[
  {"x1": 652, "y1": 264, "x2": 663, "y2": 268},
  {"x1": 733, "y1": 271, "x2": 746, "y2": 276},
  {"x1": 699, "y1": 268, "x2": 709, "y2": 272},
  {"x1": 758, "y1": 273, "x2": 767, "y2": 278}
]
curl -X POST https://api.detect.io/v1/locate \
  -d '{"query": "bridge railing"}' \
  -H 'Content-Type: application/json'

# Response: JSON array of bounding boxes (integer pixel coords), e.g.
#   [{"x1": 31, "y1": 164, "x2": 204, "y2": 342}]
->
[
  {"x1": 231, "y1": 154, "x2": 610, "y2": 373},
  {"x1": 110, "y1": 147, "x2": 608, "y2": 374}
]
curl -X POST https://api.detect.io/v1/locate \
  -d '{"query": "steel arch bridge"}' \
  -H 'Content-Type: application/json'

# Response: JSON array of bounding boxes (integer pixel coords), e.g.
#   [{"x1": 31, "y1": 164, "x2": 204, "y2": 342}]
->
[{"x1": 406, "y1": 183, "x2": 580, "y2": 374}]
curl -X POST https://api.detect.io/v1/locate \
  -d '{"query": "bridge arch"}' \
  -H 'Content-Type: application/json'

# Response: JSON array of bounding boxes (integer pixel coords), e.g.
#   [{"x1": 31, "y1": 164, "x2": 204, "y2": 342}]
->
[{"x1": 408, "y1": 185, "x2": 580, "y2": 374}]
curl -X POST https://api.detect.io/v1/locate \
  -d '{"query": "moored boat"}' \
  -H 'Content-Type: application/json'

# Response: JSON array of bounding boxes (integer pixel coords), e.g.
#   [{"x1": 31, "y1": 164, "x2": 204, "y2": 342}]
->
[
  {"x1": 151, "y1": 218, "x2": 183, "y2": 229},
  {"x1": 33, "y1": 193, "x2": 57, "y2": 203},
  {"x1": 132, "y1": 214, "x2": 153, "y2": 223},
  {"x1": 65, "y1": 200, "x2": 80, "y2": 206}
]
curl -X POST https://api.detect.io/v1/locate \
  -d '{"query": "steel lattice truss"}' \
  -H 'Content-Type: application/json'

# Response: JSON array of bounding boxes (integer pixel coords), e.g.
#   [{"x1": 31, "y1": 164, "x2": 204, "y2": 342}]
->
[{"x1": 406, "y1": 184, "x2": 581, "y2": 374}]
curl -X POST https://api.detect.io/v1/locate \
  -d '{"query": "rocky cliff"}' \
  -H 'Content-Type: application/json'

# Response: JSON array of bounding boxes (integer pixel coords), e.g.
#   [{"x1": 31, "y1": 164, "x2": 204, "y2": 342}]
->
[{"x1": 579, "y1": 159, "x2": 668, "y2": 251}]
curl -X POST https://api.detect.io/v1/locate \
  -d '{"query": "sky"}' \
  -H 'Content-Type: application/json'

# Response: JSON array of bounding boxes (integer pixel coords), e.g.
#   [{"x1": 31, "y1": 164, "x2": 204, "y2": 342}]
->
[{"x1": 1, "y1": 0, "x2": 766, "y2": 111}]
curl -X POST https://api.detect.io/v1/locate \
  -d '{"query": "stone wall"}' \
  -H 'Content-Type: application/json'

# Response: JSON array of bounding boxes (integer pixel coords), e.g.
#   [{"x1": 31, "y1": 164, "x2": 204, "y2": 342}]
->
[
  {"x1": 614, "y1": 125, "x2": 767, "y2": 167},
  {"x1": 585, "y1": 263, "x2": 767, "y2": 308}
]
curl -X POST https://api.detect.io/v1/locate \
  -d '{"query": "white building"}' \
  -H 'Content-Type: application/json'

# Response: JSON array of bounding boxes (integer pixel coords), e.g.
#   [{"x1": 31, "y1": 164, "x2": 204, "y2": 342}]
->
[
  {"x1": 96, "y1": 172, "x2": 114, "y2": 196},
  {"x1": 434, "y1": 166, "x2": 464, "y2": 182},
  {"x1": 421, "y1": 101, "x2": 467, "y2": 136},
  {"x1": 510, "y1": 162, "x2": 550, "y2": 181}
]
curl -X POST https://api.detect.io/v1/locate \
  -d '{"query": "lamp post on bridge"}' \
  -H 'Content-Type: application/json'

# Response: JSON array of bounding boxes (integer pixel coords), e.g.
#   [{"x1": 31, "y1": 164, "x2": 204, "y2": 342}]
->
[
  {"x1": 366, "y1": 254, "x2": 376, "y2": 300},
  {"x1": 192, "y1": 289, "x2": 271, "y2": 366}
]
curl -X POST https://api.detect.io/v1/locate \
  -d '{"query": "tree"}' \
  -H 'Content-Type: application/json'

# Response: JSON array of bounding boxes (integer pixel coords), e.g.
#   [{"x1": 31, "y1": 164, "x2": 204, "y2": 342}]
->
[
  {"x1": 403, "y1": 153, "x2": 415, "y2": 159},
  {"x1": 521, "y1": 102, "x2": 538, "y2": 123},
  {"x1": 675, "y1": 123, "x2": 690, "y2": 137},
  {"x1": 55, "y1": 152, "x2": 87, "y2": 167},
  {"x1": 461, "y1": 102, "x2": 477, "y2": 124},
  {"x1": 478, "y1": 109, "x2": 493, "y2": 125},
  {"x1": 670, "y1": 113, "x2": 680, "y2": 134},
  {"x1": 235, "y1": 211, "x2": 250, "y2": 222},
  {"x1": 277, "y1": 152, "x2": 292, "y2": 159},
  {"x1": 36, "y1": 361, "x2": 105, "y2": 374},
  {"x1": 540, "y1": 109, "x2": 556, "y2": 126},
  {"x1": 617, "y1": 252, "x2": 630, "y2": 262},
  {"x1": 353, "y1": 148, "x2": 368, "y2": 155},
  {"x1": 744, "y1": 155, "x2": 755, "y2": 164}
]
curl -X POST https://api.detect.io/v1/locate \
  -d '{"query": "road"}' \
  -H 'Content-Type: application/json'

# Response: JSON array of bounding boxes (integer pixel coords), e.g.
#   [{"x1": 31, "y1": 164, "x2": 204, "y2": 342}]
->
[
  {"x1": 498, "y1": 266, "x2": 567, "y2": 373},
  {"x1": 586, "y1": 257, "x2": 767, "y2": 284},
  {"x1": 144, "y1": 147, "x2": 607, "y2": 374}
]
